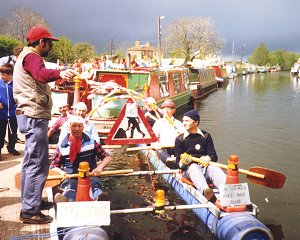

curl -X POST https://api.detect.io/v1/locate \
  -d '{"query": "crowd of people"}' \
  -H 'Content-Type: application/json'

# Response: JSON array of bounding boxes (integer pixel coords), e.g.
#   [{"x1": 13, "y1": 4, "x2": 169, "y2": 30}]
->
[{"x1": 0, "y1": 26, "x2": 226, "y2": 226}]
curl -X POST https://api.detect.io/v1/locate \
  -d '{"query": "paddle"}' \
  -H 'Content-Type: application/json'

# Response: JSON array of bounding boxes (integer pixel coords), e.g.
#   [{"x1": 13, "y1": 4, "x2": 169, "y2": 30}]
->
[
  {"x1": 15, "y1": 169, "x2": 179, "y2": 190},
  {"x1": 15, "y1": 169, "x2": 134, "y2": 190},
  {"x1": 126, "y1": 145, "x2": 174, "y2": 152},
  {"x1": 189, "y1": 156, "x2": 286, "y2": 189}
]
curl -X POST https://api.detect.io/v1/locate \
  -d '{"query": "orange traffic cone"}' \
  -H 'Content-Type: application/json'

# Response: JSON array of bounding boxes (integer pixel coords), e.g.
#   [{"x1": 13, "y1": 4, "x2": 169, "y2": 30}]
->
[
  {"x1": 225, "y1": 155, "x2": 240, "y2": 184},
  {"x1": 76, "y1": 162, "x2": 93, "y2": 201},
  {"x1": 215, "y1": 155, "x2": 246, "y2": 212}
]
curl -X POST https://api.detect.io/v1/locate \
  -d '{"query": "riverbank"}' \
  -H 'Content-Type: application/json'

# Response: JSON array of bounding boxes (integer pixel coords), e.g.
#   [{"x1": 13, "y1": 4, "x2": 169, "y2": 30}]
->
[{"x1": 0, "y1": 142, "x2": 51, "y2": 240}]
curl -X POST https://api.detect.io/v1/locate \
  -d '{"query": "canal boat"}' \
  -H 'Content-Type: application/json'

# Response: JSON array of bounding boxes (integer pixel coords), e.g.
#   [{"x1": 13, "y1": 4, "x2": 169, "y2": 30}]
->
[
  {"x1": 139, "y1": 147, "x2": 274, "y2": 240},
  {"x1": 188, "y1": 68, "x2": 218, "y2": 98},
  {"x1": 51, "y1": 66, "x2": 217, "y2": 134}
]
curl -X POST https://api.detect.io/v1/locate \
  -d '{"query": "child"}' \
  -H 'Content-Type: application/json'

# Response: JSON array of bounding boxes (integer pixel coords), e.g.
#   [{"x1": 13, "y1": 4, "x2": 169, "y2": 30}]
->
[{"x1": 0, "y1": 63, "x2": 20, "y2": 159}]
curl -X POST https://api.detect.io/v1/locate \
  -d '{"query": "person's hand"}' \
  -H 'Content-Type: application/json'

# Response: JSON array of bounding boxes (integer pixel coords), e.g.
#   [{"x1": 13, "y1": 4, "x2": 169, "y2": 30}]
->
[
  {"x1": 180, "y1": 153, "x2": 192, "y2": 166},
  {"x1": 91, "y1": 166, "x2": 103, "y2": 176},
  {"x1": 59, "y1": 69, "x2": 76, "y2": 80},
  {"x1": 199, "y1": 155, "x2": 211, "y2": 167}
]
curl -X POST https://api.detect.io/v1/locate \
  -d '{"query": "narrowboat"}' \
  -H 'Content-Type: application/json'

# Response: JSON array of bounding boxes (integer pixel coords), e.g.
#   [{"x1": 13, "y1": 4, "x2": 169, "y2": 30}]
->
[
  {"x1": 51, "y1": 66, "x2": 217, "y2": 134},
  {"x1": 188, "y1": 68, "x2": 218, "y2": 98}
]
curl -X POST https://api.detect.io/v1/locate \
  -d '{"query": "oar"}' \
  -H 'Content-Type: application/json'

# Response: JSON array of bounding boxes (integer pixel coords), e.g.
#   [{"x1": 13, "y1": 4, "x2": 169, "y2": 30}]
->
[
  {"x1": 15, "y1": 169, "x2": 179, "y2": 190},
  {"x1": 15, "y1": 169, "x2": 134, "y2": 190},
  {"x1": 190, "y1": 156, "x2": 286, "y2": 189},
  {"x1": 126, "y1": 145, "x2": 174, "y2": 152},
  {"x1": 49, "y1": 144, "x2": 122, "y2": 150},
  {"x1": 110, "y1": 204, "x2": 211, "y2": 215}
]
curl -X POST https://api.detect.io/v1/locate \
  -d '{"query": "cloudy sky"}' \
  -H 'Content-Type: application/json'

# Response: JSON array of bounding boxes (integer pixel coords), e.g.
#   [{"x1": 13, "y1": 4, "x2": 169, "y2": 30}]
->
[{"x1": 1, "y1": 0, "x2": 299, "y2": 60}]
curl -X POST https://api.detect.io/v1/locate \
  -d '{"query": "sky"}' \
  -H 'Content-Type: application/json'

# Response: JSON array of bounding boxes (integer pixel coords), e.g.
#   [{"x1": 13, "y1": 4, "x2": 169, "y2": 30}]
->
[{"x1": 1, "y1": 0, "x2": 300, "y2": 61}]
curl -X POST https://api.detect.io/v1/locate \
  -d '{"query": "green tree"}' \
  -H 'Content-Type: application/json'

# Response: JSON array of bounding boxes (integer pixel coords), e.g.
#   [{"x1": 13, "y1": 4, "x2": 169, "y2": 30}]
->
[
  {"x1": 0, "y1": 35, "x2": 23, "y2": 57},
  {"x1": 73, "y1": 42, "x2": 97, "y2": 62},
  {"x1": 165, "y1": 17, "x2": 225, "y2": 63},
  {"x1": 269, "y1": 50, "x2": 285, "y2": 67},
  {"x1": 248, "y1": 43, "x2": 269, "y2": 66},
  {"x1": 46, "y1": 36, "x2": 75, "y2": 64},
  {"x1": 281, "y1": 51, "x2": 299, "y2": 71}
]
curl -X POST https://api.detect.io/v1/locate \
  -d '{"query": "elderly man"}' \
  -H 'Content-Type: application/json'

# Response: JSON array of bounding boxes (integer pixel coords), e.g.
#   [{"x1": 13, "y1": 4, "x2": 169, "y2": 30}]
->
[
  {"x1": 13, "y1": 26, "x2": 76, "y2": 224},
  {"x1": 50, "y1": 116, "x2": 111, "y2": 202},
  {"x1": 174, "y1": 109, "x2": 226, "y2": 202},
  {"x1": 58, "y1": 102, "x2": 100, "y2": 144},
  {"x1": 152, "y1": 99, "x2": 185, "y2": 164}
]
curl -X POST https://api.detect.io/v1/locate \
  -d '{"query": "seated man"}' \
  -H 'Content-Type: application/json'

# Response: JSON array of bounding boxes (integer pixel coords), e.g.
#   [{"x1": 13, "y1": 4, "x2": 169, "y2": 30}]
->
[
  {"x1": 152, "y1": 99, "x2": 185, "y2": 164},
  {"x1": 174, "y1": 109, "x2": 226, "y2": 202},
  {"x1": 58, "y1": 102, "x2": 100, "y2": 144},
  {"x1": 50, "y1": 116, "x2": 111, "y2": 201},
  {"x1": 48, "y1": 102, "x2": 70, "y2": 144}
]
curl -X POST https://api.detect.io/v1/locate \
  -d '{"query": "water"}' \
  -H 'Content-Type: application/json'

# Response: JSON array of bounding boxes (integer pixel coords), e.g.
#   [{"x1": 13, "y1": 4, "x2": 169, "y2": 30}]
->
[
  {"x1": 192, "y1": 72, "x2": 300, "y2": 239},
  {"x1": 103, "y1": 72, "x2": 300, "y2": 239}
]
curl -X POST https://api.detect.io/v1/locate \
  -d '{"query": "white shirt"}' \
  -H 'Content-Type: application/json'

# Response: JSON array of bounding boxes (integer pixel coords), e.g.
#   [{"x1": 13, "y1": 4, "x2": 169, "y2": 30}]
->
[{"x1": 152, "y1": 116, "x2": 185, "y2": 147}]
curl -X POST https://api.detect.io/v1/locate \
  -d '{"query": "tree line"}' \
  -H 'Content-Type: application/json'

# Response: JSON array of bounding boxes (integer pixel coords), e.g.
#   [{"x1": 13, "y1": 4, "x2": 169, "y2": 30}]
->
[{"x1": 248, "y1": 43, "x2": 300, "y2": 71}]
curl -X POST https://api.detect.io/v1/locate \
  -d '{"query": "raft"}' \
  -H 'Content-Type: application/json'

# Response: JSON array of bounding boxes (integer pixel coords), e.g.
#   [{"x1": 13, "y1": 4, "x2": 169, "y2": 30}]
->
[{"x1": 141, "y1": 147, "x2": 273, "y2": 240}]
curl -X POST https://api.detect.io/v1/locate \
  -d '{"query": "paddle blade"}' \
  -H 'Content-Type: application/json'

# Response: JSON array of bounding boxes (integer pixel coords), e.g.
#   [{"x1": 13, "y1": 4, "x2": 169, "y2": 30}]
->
[
  {"x1": 14, "y1": 170, "x2": 62, "y2": 190},
  {"x1": 247, "y1": 167, "x2": 286, "y2": 189}
]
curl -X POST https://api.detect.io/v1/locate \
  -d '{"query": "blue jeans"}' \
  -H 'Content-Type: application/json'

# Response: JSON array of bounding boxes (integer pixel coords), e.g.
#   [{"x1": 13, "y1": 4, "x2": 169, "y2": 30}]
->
[
  {"x1": 60, "y1": 177, "x2": 103, "y2": 201},
  {"x1": 17, "y1": 114, "x2": 49, "y2": 214}
]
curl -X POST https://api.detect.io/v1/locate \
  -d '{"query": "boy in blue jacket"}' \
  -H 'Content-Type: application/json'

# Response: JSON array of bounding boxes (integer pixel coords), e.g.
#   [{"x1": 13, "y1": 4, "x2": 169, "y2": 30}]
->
[{"x1": 0, "y1": 63, "x2": 20, "y2": 160}]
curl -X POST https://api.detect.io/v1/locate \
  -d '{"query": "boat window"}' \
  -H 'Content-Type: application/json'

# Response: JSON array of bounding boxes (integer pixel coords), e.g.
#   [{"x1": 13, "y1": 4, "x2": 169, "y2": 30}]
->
[
  {"x1": 173, "y1": 72, "x2": 181, "y2": 93},
  {"x1": 183, "y1": 71, "x2": 189, "y2": 90},
  {"x1": 158, "y1": 74, "x2": 169, "y2": 97}
]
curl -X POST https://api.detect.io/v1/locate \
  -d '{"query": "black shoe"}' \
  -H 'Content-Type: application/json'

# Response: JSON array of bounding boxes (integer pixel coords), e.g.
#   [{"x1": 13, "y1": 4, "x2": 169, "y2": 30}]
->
[
  {"x1": 41, "y1": 200, "x2": 54, "y2": 210},
  {"x1": 20, "y1": 211, "x2": 53, "y2": 224},
  {"x1": 7, "y1": 148, "x2": 21, "y2": 156}
]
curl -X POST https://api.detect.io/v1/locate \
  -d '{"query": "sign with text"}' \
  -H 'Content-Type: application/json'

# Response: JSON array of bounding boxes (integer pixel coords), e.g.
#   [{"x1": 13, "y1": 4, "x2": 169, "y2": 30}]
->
[
  {"x1": 56, "y1": 201, "x2": 110, "y2": 227},
  {"x1": 219, "y1": 183, "x2": 251, "y2": 207}
]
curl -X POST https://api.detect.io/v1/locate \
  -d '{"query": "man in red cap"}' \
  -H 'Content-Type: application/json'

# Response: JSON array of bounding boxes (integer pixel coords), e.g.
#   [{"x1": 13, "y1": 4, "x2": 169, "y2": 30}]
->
[
  {"x1": 152, "y1": 98, "x2": 185, "y2": 165},
  {"x1": 13, "y1": 26, "x2": 76, "y2": 224}
]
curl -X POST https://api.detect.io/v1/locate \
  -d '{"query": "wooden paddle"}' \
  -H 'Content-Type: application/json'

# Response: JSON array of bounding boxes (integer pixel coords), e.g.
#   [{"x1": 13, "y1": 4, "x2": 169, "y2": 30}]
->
[
  {"x1": 190, "y1": 156, "x2": 286, "y2": 189},
  {"x1": 15, "y1": 169, "x2": 180, "y2": 190},
  {"x1": 126, "y1": 145, "x2": 174, "y2": 152},
  {"x1": 15, "y1": 169, "x2": 134, "y2": 190}
]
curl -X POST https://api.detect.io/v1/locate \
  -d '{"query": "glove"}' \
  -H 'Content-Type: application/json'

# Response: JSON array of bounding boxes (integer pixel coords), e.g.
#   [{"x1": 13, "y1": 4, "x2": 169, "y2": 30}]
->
[
  {"x1": 199, "y1": 155, "x2": 211, "y2": 167},
  {"x1": 180, "y1": 153, "x2": 193, "y2": 167}
]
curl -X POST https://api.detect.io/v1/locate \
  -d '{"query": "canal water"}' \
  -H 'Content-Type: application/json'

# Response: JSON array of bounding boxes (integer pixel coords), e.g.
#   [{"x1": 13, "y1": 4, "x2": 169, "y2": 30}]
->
[{"x1": 103, "y1": 72, "x2": 299, "y2": 240}]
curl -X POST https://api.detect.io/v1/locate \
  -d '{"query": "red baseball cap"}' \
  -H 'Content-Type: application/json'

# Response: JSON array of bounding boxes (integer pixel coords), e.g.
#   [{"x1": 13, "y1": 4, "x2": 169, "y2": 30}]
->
[{"x1": 26, "y1": 26, "x2": 59, "y2": 42}]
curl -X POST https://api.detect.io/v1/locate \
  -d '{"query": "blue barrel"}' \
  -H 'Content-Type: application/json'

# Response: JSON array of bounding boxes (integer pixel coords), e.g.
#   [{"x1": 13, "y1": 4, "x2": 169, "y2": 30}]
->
[
  {"x1": 217, "y1": 212, "x2": 273, "y2": 240},
  {"x1": 63, "y1": 226, "x2": 109, "y2": 240}
]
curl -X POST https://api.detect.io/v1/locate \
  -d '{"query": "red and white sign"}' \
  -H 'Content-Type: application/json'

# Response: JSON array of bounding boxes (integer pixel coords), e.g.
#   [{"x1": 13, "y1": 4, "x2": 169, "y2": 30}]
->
[{"x1": 105, "y1": 98, "x2": 158, "y2": 145}]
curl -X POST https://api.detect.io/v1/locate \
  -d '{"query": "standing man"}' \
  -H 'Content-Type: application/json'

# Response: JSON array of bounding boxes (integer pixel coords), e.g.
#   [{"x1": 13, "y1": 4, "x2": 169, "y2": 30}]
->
[
  {"x1": 174, "y1": 109, "x2": 226, "y2": 202},
  {"x1": 13, "y1": 26, "x2": 76, "y2": 224},
  {"x1": 0, "y1": 63, "x2": 20, "y2": 160}
]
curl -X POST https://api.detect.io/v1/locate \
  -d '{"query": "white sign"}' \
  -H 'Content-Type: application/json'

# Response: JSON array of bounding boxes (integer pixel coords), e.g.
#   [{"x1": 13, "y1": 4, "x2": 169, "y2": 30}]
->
[
  {"x1": 56, "y1": 201, "x2": 111, "y2": 227},
  {"x1": 219, "y1": 183, "x2": 251, "y2": 207}
]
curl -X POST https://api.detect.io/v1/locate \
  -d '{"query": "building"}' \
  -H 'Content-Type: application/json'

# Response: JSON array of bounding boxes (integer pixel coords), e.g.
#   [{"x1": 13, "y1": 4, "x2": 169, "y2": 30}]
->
[{"x1": 126, "y1": 41, "x2": 159, "y2": 61}]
